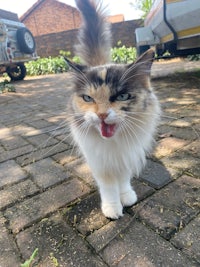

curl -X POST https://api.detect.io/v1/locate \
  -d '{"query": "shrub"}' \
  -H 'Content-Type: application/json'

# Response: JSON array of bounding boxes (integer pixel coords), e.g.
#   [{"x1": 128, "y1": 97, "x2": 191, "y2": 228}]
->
[
  {"x1": 0, "y1": 79, "x2": 15, "y2": 94},
  {"x1": 188, "y1": 54, "x2": 200, "y2": 61},
  {"x1": 111, "y1": 41, "x2": 137, "y2": 63},
  {"x1": 25, "y1": 56, "x2": 68, "y2": 76},
  {"x1": 25, "y1": 43, "x2": 137, "y2": 77}
]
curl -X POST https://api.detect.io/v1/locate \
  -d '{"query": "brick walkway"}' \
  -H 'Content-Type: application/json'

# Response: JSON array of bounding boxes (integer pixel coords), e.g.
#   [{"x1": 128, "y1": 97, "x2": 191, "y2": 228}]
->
[{"x1": 0, "y1": 60, "x2": 200, "y2": 266}]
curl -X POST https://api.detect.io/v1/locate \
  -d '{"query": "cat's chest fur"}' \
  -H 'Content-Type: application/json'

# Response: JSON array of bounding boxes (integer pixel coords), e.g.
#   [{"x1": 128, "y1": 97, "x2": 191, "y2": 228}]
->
[{"x1": 71, "y1": 123, "x2": 150, "y2": 178}]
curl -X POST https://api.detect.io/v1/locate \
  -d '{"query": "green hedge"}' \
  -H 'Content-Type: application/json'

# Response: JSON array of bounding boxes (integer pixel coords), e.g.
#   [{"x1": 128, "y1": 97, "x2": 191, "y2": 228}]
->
[
  {"x1": 25, "y1": 56, "x2": 68, "y2": 76},
  {"x1": 25, "y1": 43, "x2": 137, "y2": 76}
]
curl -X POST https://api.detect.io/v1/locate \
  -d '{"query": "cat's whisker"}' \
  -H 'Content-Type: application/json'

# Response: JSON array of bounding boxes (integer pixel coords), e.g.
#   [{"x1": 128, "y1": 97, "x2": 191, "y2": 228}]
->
[
  {"x1": 125, "y1": 110, "x2": 172, "y2": 120},
  {"x1": 70, "y1": 73, "x2": 89, "y2": 86},
  {"x1": 120, "y1": 120, "x2": 143, "y2": 150},
  {"x1": 119, "y1": 59, "x2": 152, "y2": 83},
  {"x1": 69, "y1": 65, "x2": 91, "y2": 86},
  {"x1": 125, "y1": 114, "x2": 147, "y2": 125},
  {"x1": 119, "y1": 121, "x2": 134, "y2": 144},
  {"x1": 124, "y1": 117, "x2": 150, "y2": 142}
]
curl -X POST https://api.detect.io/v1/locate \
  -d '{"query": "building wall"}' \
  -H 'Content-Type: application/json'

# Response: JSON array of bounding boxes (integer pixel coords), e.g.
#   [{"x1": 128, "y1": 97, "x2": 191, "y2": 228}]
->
[
  {"x1": 0, "y1": 9, "x2": 19, "y2": 21},
  {"x1": 34, "y1": 19, "x2": 143, "y2": 57},
  {"x1": 21, "y1": 0, "x2": 81, "y2": 36}
]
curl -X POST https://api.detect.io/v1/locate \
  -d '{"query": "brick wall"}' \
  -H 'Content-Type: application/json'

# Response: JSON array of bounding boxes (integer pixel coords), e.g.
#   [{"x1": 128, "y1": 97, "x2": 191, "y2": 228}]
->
[
  {"x1": 35, "y1": 19, "x2": 143, "y2": 57},
  {"x1": 21, "y1": 0, "x2": 81, "y2": 36},
  {"x1": 112, "y1": 19, "x2": 143, "y2": 47}
]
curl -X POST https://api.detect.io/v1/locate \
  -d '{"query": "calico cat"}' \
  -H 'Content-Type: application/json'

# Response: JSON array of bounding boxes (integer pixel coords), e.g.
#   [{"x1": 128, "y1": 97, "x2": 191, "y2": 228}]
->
[{"x1": 66, "y1": 0, "x2": 160, "y2": 219}]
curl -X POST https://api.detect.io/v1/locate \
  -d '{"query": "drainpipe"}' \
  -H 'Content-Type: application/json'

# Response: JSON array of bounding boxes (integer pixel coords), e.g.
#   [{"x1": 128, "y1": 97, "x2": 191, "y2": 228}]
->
[{"x1": 163, "y1": 0, "x2": 178, "y2": 42}]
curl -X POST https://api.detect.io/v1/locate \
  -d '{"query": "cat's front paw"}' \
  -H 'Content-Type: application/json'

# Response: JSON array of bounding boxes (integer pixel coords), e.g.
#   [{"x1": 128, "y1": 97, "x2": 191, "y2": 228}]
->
[
  {"x1": 102, "y1": 202, "x2": 123, "y2": 219},
  {"x1": 120, "y1": 190, "x2": 137, "y2": 207}
]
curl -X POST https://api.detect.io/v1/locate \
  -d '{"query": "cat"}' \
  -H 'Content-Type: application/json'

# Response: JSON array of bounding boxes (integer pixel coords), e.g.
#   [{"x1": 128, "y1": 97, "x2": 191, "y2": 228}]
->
[{"x1": 66, "y1": 0, "x2": 160, "y2": 219}]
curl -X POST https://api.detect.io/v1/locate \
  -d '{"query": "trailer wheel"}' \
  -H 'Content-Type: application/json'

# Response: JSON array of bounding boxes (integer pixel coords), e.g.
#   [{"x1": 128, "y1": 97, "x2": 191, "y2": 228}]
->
[
  {"x1": 137, "y1": 45, "x2": 150, "y2": 56},
  {"x1": 17, "y1": 28, "x2": 36, "y2": 54},
  {"x1": 7, "y1": 63, "x2": 27, "y2": 81}
]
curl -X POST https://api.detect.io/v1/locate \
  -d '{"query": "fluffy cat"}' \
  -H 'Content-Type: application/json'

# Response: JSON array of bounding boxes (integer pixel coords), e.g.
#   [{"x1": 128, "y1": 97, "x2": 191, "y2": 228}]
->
[{"x1": 66, "y1": 0, "x2": 160, "y2": 219}]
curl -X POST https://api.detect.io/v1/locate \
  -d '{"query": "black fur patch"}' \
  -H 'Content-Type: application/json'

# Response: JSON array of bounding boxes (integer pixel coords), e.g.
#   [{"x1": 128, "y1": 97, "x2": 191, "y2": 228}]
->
[{"x1": 87, "y1": 70, "x2": 104, "y2": 87}]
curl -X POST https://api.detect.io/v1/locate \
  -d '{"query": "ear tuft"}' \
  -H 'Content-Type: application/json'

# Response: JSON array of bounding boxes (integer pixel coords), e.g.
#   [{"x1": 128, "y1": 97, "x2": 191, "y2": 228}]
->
[
  {"x1": 64, "y1": 57, "x2": 87, "y2": 73},
  {"x1": 135, "y1": 48, "x2": 155, "y2": 72}
]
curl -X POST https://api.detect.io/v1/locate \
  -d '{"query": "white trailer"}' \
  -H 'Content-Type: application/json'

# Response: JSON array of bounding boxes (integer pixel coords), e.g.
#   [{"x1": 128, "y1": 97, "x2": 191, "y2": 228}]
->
[{"x1": 135, "y1": 0, "x2": 200, "y2": 57}]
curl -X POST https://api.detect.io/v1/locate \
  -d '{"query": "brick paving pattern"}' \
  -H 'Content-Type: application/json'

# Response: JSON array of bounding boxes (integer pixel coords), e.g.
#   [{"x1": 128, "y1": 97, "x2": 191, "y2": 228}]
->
[{"x1": 0, "y1": 60, "x2": 200, "y2": 266}]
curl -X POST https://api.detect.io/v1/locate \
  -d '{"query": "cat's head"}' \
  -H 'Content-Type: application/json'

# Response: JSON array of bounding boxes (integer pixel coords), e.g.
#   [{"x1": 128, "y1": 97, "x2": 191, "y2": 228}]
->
[{"x1": 67, "y1": 49, "x2": 157, "y2": 139}]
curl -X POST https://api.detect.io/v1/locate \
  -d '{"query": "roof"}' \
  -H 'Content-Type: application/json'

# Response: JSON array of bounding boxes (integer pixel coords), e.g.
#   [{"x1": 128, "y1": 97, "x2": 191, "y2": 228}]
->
[
  {"x1": 0, "y1": 9, "x2": 19, "y2": 21},
  {"x1": 20, "y1": 0, "x2": 78, "y2": 22},
  {"x1": 107, "y1": 14, "x2": 124, "y2": 23}
]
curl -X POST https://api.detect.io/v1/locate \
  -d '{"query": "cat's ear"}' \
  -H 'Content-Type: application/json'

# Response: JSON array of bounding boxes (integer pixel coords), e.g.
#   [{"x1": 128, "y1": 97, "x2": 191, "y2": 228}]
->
[
  {"x1": 127, "y1": 48, "x2": 155, "y2": 76},
  {"x1": 64, "y1": 57, "x2": 87, "y2": 73}
]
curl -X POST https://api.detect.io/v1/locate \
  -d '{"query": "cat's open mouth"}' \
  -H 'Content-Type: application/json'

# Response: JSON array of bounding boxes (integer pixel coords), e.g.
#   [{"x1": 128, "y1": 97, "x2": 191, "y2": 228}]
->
[{"x1": 100, "y1": 121, "x2": 117, "y2": 138}]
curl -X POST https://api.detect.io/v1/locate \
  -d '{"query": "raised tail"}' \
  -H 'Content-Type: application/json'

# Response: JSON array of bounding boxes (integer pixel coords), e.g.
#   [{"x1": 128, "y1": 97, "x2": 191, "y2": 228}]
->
[{"x1": 75, "y1": 0, "x2": 111, "y2": 66}]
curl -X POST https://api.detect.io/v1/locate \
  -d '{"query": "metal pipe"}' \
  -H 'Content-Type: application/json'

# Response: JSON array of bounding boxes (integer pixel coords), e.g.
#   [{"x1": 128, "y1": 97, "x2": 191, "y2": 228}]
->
[{"x1": 163, "y1": 0, "x2": 178, "y2": 42}]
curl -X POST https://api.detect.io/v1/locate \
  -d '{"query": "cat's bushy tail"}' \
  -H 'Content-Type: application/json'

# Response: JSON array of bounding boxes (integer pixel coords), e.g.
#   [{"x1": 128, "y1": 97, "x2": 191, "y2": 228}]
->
[{"x1": 75, "y1": 0, "x2": 111, "y2": 66}]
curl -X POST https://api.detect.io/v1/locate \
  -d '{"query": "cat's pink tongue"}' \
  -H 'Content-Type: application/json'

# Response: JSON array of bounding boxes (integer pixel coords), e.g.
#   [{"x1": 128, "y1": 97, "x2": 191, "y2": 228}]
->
[{"x1": 101, "y1": 121, "x2": 116, "y2": 138}]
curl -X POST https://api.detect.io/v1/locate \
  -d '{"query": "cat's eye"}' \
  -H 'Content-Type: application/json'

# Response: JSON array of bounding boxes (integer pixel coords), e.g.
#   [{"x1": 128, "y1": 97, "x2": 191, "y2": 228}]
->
[
  {"x1": 116, "y1": 93, "x2": 130, "y2": 101},
  {"x1": 82, "y1": 94, "x2": 94, "y2": 102}
]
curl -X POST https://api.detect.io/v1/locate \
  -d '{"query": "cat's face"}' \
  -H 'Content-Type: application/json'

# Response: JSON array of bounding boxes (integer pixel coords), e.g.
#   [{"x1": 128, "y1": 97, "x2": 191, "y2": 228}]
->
[{"x1": 67, "y1": 50, "x2": 156, "y2": 139}]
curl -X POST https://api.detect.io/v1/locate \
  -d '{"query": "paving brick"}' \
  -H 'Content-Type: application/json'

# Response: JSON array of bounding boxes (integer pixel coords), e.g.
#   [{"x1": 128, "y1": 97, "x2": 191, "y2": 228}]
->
[
  {"x1": 170, "y1": 119, "x2": 191, "y2": 127},
  {"x1": 0, "y1": 135, "x2": 29, "y2": 150},
  {"x1": 158, "y1": 125, "x2": 198, "y2": 141},
  {"x1": 161, "y1": 151, "x2": 200, "y2": 174},
  {"x1": 45, "y1": 114, "x2": 67, "y2": 124},
  {"x1": 5, "y1": 178, "x2": 91, "y2": 233},
  {"x1": 0, "y1": 126, "x2": 12, "y2": 138},
  {"x1": 26, "y1": 133, "x2": 59, "y2": 147},
  {"x1": 26, "y1": 119, "x2": 56, "y2": 129},
  {"x1": 16, "y1": 214, "x2": 107, "y2": 267},
  {"x1": 133, "y1": 175, "x2": 200, "y2": 239},
  {"x1": 66, "y1": 193, "x2": 109, "y2": 236},
  {"x1": 132, "y1": 179, "x2": 155, "y2": 202},
  {"x1": 0, "y1": 179, "x2": 39, "y2": 210},
  {"x1": 0, "y1": 160, "x2": 27, "y2": 188},
  {"x1": 154, "y1": 137, "x2": 189, "y2": 158},
  {"x1": 0, "y1": 213, "x2": 21, "y2": 266},
  {"x1": 0, "y1": 144, "x2": 34, "y2": 163},
  {"x1": 52, "y1": 149, "x2": 78, "y2": 165},
  {"x1": 100, "y1": 220, "x2": 198, "y2": 267},
  {"x1": 55, "y1": 133, "x2": 74, "y2": 146},
  {"x1": 183, "y1": 140, "x2": 200, "y2": 158},
  {"x1": 16, "y1": 142, "x2": 70, "y2": 166},
  {"x1": 171, "y1": 214, "x2": 200, "y2": 264},
  {"x1": 66, "y1": 180, "x2": 154, "y2": 236},
  {"x1": 0, "y1": 145, "x2": 5, "y2": 153},
  {"x1": 10, "y1": 123, "x2": 38, "y2": 136},
  {"x1": 87, "y1": 214, "x2": 133, "y2": 252},
  {"x1": 140, "y1": 160, "x2": 172, "y2": 189},
  {"x1": 24, "y1": 158, "x2": 70, "y2": 189},
  {"x1": 66, "y1": 158, "x2": 96, "y2": 188}
]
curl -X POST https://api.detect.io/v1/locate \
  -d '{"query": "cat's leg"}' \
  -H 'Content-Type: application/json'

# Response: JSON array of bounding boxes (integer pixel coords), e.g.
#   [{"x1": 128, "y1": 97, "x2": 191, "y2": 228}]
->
[
  {"x1": 97, "y1": 179, "x2": 123, "y2": 219},
  {"x1": 119, "y1": 177, "x2": 137, "y2": 207}
]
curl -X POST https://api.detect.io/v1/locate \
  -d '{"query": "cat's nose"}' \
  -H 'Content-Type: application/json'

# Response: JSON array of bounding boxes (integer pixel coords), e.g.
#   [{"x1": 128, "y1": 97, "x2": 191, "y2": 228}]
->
[{"x1": 98, "y1": 113, "x2": 108, "y2": 121}]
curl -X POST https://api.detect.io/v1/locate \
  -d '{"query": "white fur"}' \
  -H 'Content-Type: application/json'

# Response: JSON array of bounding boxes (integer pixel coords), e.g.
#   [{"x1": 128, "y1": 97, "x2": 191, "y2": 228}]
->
[{"x1": 70, "y1": 95, "x2": 160, "y2": 219}]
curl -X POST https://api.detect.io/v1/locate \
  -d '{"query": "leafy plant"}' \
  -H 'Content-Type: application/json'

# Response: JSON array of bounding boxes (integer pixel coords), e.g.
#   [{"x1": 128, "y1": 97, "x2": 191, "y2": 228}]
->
[
  {"x1": 0, "y1": 79, "x2": 16, "y2": 94},
  {"x1": 111, "y1": 41, "x2": 137, "y2": 63},
  {"x1": 130, "y1": 0, "x2": 153, "y2": 19},
  {"x1": 21, "y1": 248, "x2": 38, "y2": 267},
  {"x1": 59, "y1": 50, "x2": 81, "y2": 64},
  {"x1": 188, "y1": 54, "x2": 200, "y2": 61},
  {"x1": 25, "y1": 56, "x2": 69, "y2": 76},
  {"x1": 24, "y1": 44, "x2": 137, "y2": 77}
]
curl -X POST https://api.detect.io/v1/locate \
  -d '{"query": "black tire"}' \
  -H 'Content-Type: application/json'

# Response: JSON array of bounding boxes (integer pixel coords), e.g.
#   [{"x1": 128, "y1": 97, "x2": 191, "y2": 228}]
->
[
  {"x1": 7, "y1": 63, "x2": 27, "y2": 81},
  {"x1": 137, "y1": 45, "x2": 150, "y2": 56},
  {"x1": 16, "y1": 28, "x2": 36, "y2": 54}
]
